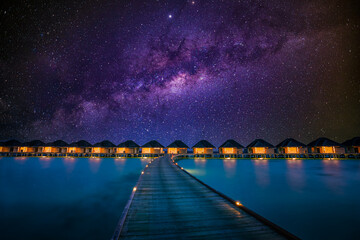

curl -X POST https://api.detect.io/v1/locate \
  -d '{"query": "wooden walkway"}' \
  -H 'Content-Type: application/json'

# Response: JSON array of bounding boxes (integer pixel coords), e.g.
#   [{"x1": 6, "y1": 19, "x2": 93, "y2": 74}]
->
[{"x1": 112, "y1": 156, "x2": 298, "y2": 240}]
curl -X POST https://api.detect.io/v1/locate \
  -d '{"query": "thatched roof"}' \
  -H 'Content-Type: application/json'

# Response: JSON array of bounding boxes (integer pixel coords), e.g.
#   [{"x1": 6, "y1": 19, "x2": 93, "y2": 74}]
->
[
  {"x1": 247, "y1": 139, "x2": 274, "y2": 148},
  {"x1": 69, "y1": 140, "x2": 93, "y2": 147},
  {"x1": 118, "y1": 140, "x2": 140, "y2": 148},
  {"x1": 46, "y1": 140, "x2": 69, "y2": 147},
  {"x1": 192, "y1": 140, "x2": 215, "y2": 148},
  {"x1": 23, "y1": 140, "x2": 45, "y2": 147},
  {"x1": 219, "y1": 139, "x2": 244, "y2": 148},
  {"x1": 93, "y1": 140, "x2": 116, "y2": 147},
  {"x1": 307, "y1": 137, "x2": 341, "y2": 147},
  {"x1": 276, "y1": 138, "x2": 306, "y2": 148},
  {"x1": 342, "y1": 137, "x2": 360, "y2": 147},
  {"x1": 3, "y1": 140, "x2": 22, "y2": 146},
  {"x1": 142, "y1": 140, "x2": 164, "y2": 148},
  {"x1": 167, "y1": 140, "x2": 189, "y2": 148}
]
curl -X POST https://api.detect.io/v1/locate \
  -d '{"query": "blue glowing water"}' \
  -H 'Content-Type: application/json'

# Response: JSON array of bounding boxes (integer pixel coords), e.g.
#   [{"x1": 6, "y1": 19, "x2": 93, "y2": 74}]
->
[
  {"x1": 179, "y1": 158, "x2": 360, "y2": 240},
  {"x1": 0, "y1": 157, "x2": 148, "y2": 240}
]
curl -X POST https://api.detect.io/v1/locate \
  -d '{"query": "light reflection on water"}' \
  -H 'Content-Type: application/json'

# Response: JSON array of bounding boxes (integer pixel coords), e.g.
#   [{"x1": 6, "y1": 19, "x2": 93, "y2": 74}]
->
[
  {"x1": 194, "y1": 158, "x2": 207, "y2": 167},
  {"x1": 253, "y1": 159, "x2": 270, "y2": 187},
  {"x1": 63, "y1": 157, "x2": 76, "y2": 174},
  {"x1": 179, "y1": 158, "x2": 360, "y2": 240},
  {"x1": 223, "y1": 159, "x2": 236, "y2": 177},
  {"x1": 0, "y1": 157, "x2": 146, "y2": 240},
  {"x1": 322, "y1": 159, "x2": 344, "y2": 194},
  {"x1": 39, "y1": 157, "x2": 52, "y2": 169},
  {"x1": 89, "y1": 157, "x2": 102, "y2": 173},
  {"x1": 286, "y1": 159, "x2": 304, "y2": 190}
]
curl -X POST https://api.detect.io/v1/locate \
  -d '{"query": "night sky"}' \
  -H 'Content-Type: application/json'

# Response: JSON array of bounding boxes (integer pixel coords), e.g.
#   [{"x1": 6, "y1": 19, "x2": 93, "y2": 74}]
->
[{"x1": 1, "y1": 0, "x2": 359, "y2": 146}]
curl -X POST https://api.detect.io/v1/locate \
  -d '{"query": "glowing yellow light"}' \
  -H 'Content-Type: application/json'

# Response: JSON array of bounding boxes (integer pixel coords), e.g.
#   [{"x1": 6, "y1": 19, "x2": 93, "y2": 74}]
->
[
  {"x1": 181, "y1": 167, "x2": 184, "y2": 170},
  {"x1": 141, "y1": 171, "x2": 144, "y2": 174},
  {"x1": 259, "y1": 158, "x2": 263, "y2": 160},
  {"x1": 236, "y1": 201, "x2": 242, "y2": 206},
  {"x1": 146, "y1": 165, "x2": 148, "y2": 167},
  {"x1": 133, "y1": 187, "x2": 137, "y2": 191}
]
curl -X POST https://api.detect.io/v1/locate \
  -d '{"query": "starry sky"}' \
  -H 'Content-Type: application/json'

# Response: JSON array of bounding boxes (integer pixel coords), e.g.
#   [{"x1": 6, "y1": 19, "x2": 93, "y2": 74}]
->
[{"x1": 0, "y1": 0, "x2": 359, "y2": 147}]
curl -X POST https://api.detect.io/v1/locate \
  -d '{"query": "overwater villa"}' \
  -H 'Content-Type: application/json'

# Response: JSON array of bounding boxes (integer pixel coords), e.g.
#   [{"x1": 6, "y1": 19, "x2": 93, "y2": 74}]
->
[
  {"x1": 1, "y1": 140, "x2": 15, "y2": 152},
  {"x1": 0, "y1": 142, "x2": 6, "y2": 152},
  {"x1": 342, "y1": 137, "x2": 360, "y2": 153},
  {"x1": 19, "y1": 140, "x2": 45, "y2": 153},
  {"x1": 247, "y1": 139, "x2": 275, "y2": 154},
  {"x1": 44, "y1": 140, "x2": 69, "y2": 153},
  {"x1": 1, "y1": 140, "x2": 22, "y2": 152},
  {"x1": 1, "y1": 140, "x2": 17, "y2": 152},
  {"x1": 276, "y1": 138, "x2": 307, "y2": 154},
  {"x1": 167, "y1": 140, "x2": 189, "y2": 154},
  {"x1": 307, "y1": 137, "x2": 345, "y2": 154},
  {"x1": 141, "y1": 140, "x2": 165, "y2": 154},
  {"x1": 219, "y1": 139, "x2": 244, "y2": 154},
  {"x1": 68, "y1": 140, "x2": 92, "y2": 153},
  {"x1": 117, "y1": 140, "x2": 140, "y2": 154},
  {"x1": 92, "y1": 140, "x2": 116, "y2": 154},
  {"x1": 1, "y1": 137, "x2": 359, "y2": 159},
  {"x1": 192, "y1": 140, "x2": 216, "y2": 154}
]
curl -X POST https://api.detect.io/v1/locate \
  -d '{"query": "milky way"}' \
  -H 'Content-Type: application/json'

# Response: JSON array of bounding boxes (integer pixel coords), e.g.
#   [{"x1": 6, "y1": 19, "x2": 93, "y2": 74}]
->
[{"x1": 0, "y1": 0, "x2": 359, "y2": 146}]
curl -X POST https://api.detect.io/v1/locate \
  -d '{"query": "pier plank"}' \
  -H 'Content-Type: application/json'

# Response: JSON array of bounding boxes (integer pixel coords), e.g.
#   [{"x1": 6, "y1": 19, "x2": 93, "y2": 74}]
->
[{"x1": 113, "y1": 156, "x2": 297, "y2": 240}]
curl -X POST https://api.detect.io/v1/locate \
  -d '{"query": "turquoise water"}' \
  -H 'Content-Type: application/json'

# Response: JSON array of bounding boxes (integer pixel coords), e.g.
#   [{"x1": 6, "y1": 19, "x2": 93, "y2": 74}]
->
[
  {"x1": 179, "y1": 158, "x2": 360, "y2": 240},
  {"x1": 0, "y1": 157, "x2": 148, "y2": 240}
]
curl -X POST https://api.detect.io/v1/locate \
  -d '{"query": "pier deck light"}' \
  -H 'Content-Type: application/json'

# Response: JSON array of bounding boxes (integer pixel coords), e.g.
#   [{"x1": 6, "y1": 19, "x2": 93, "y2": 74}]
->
[
  {"x1": 133, "y1": 187, "x2": 137, "y2": 192},
  {"x1": 236, "y1": 201, "x2": 242, "y2": 206}
]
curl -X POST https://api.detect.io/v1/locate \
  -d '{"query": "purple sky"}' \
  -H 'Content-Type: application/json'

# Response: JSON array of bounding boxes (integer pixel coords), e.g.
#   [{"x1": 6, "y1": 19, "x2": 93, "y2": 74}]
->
[{"x1": 1, "y1": 0, "x2": 359, "y2": 146}]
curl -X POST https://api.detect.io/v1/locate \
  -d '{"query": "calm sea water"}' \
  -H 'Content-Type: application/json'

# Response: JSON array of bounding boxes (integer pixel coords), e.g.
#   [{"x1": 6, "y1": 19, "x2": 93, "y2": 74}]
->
[
  {"x1": 0, "y1": 157, "x2": 148, "y2": 240},
  {"x1": 179, "y1": 158, "x2": 360, "y2": 240}
]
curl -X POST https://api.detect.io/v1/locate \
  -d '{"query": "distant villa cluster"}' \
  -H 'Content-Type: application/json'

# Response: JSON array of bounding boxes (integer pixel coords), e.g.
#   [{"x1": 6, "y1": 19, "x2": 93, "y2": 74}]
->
[{"x1": 0, "y1": 137, "x2": 359, "y2": 157}]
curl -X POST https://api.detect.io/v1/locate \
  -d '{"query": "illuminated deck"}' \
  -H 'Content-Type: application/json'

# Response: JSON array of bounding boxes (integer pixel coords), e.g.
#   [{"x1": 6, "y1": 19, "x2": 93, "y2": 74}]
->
[{"x1": 112, "y1": 156, "x2": 298, "y2": 240}]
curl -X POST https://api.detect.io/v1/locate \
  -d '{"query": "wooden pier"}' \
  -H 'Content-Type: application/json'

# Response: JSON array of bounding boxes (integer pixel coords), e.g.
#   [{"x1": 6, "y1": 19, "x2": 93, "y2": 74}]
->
[{"x1": 112, "y1": 155, "x2": 298, "y2": 240}]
